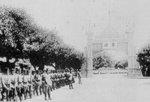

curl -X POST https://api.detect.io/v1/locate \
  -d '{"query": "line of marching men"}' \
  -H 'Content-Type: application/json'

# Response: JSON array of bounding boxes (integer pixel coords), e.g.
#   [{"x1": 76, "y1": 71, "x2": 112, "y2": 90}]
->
[{"x1": 0, "y1": 69, "x2": 75, "y2": 102}]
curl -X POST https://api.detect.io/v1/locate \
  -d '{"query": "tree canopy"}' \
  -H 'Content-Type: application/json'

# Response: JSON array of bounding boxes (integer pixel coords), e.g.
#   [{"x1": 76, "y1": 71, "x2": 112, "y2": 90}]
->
[
  {"x1": 137, "y1": 45, "x2": 150, "y2": 76},
  {"x1": 0, "y1": 7, "x2": 85, "y2": 73}
]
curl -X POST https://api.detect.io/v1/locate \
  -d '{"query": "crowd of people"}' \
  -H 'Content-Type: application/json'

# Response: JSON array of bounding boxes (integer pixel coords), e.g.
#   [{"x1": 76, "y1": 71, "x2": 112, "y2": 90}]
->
[{"x1": 0, "y1": 68, "x2": 81, "y2": 102}]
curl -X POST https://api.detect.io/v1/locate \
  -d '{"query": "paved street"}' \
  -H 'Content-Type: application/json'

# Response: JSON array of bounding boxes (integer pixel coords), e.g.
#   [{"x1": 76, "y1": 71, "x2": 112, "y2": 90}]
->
[{"x1": 24, "y1": 74, "x2": 150, "y2": 102}]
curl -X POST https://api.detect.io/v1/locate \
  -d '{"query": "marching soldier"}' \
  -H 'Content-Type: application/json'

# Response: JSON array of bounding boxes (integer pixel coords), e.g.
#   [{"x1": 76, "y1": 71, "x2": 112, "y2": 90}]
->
[
  {"x1": 23, "y1": 74, "x2": 29, "y2": 100},
  {"x1": 62, "y1": 72, "x2": 66, "y2": 86},
  {"x1": 31, "y1": 71, "x2": 36, "y2": 96},
  {"x1": 16, "y1": 72, "x2": 23, "y2": 102},
  {"x1": 0, "y1": 73, "x2": 2, "y2": 100},
  {"x1": 64, "y1": 71, "x2": 69, "y2": 86},
  {"x1": 9, "y1": 70, "x2": 17, "y2": 101},
  {"x1": 28, "y1": 71, "x2": 33, "y2": 99},
  {"x1": 42, "y1": 70, "x2": 52, "y2": 100},
  {"x1": 1, "y1": 74, "x2": 11, "y2": 101},
  {"x1": 49, "y1": 72, "x2": 53, "y2": 91},
  {"x1": 34, "y1": 70, "x2": 42, "y2": 96},
  {"x1": 51, "y1": 72, "x2": 56, "y2": 90},
  {"x1": 0, "y1": 74, "x2": 3, "y2": 101},
  {"x1": 56, "y1": 73, "x2": 60, "y2": 88}
]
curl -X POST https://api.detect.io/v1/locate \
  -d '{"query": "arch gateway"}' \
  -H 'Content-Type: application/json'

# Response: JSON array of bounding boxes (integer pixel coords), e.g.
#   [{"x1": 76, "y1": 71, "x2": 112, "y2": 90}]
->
[
  {"x1": 81, "y1": 0, "x2": 142, "y2": 77},
  {"x1": 82, "y1": 22, "x2": 142, "y2": 77},
  {"x1": 82, "y1": 24, "x2": 141, "y2": 77}
]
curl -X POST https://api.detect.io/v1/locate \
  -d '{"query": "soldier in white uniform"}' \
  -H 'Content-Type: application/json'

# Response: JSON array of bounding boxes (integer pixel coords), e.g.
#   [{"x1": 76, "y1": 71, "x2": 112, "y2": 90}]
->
[
  {"x1": 28, "y1": 71, "x2": 33, "y2": 99},
  {"x1": 34, "y1": 71, "x2": 42, "y2": 96},
  {"x1": 23, "y1": 74, "x2": 29, "y2": 100},
  {"x1": 1, "y1": 74, "x2": 11, "y2": 101},
  {"x1": 16, "y1": 72, "x2": 23, "y2": 101},
  {"x1": 0, "y1": 73, "x2": 2, "y2": 100},
  {"x1": 9, "y1": 69, "x2": 17, "y2": 101},
  {"x1": 68, "y1": 72, "x2": 74, "y2": 89},
  {"x1": 42, "y1": 70, "x2": 52, "y2": 100}
]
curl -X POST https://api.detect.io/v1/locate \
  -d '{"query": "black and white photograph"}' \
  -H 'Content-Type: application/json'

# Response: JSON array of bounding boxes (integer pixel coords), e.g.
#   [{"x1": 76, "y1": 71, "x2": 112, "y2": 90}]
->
[{"x1": 0, "y1": 0, "x2": 150, "y2": 102}]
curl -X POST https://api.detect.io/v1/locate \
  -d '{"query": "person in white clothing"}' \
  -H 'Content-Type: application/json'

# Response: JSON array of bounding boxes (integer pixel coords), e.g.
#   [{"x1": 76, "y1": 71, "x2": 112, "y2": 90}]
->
[{"x1": 42, "y1": 70, "x2": 52, "y2": 100}]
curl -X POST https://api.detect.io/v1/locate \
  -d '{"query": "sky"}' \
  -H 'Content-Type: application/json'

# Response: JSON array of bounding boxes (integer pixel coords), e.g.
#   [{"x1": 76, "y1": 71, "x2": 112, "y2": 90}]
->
[{"x1": 0, "y1": 0, "x2": 150, "y2": 55}]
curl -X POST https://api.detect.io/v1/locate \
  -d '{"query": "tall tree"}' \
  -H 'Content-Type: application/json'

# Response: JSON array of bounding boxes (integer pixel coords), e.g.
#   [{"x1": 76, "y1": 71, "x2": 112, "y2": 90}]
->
[
  {"x1": 0, "y1": 7, "x2": 41, "y2": 72},
  {"x1": 137, "y1": 45, "x2": 150, "y2": 76},
  {"x1": 27, "y1": 29, "x2": 62, "y2": 71}
]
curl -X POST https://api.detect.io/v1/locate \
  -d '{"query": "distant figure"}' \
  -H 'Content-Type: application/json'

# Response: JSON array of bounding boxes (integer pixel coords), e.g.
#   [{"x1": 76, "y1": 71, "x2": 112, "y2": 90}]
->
[
  {"x1": 77, "y1": 71, "x2": 82, "y2": 84},
  {"x1": 68, "y1": 72, "x2": 74, "y2": 89}
]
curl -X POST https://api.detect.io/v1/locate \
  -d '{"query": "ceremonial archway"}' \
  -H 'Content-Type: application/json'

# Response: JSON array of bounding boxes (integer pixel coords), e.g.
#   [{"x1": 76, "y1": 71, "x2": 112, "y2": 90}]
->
[
  {"x1": 80, "y1": 0, "x2": 142, "y2": 77},
  {"x1": 83, "y1": 24, "x2": 141, "y2": 77}
]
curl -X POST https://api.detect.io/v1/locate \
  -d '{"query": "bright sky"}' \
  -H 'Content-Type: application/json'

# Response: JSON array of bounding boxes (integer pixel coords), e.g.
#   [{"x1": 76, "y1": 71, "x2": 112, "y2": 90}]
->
[{"x1": 0, "y1": 0, "x2": 150, "y2": 54}]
